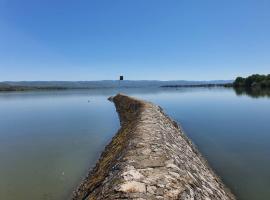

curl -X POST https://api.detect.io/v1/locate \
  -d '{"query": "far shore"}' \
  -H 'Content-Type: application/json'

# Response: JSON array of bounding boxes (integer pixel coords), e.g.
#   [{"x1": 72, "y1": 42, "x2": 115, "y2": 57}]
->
[{"x1": 0, "y1": 83, "x2": 232, "y2": 92}]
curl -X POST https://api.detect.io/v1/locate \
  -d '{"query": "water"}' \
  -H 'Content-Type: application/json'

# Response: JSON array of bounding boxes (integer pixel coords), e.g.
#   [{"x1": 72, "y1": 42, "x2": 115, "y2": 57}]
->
[
  {"x1": 0, "y1": 88, "x2": 270, "y2": 200},
  {"x1": 0, "y1": 90, "x2": 119, "y2": 200}
]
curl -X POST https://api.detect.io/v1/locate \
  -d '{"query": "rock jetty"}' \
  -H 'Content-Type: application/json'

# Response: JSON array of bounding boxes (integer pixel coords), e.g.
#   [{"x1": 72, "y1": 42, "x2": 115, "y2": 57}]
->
[{"x1": 73, "y1": 94, "x2": 235, "y2": 200}]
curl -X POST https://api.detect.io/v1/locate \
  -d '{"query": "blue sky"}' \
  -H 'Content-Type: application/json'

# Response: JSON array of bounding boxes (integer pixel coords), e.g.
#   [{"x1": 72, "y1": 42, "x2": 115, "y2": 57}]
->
[{"x1": 0, "y1": 0, "x2": 269, "y2": 81}]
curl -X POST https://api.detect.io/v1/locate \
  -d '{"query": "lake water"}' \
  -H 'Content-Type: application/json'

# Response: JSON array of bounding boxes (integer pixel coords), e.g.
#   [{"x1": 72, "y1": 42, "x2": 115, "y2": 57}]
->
[{"x1": 0, "y1": 87, "x2": 270, "y2": 200}]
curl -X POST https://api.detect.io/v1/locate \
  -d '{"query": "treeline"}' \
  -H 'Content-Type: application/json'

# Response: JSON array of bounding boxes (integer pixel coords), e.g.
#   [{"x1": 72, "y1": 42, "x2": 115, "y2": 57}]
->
[
  {"x1": 161, "y1": 83, "x2": 232, "y2": 88},
  {"x1": 0, "y1": 83, "x2": 69, "y2": 91},
  {"x1": 233, "y1": 74, "x2": 270, "y2": 88}
]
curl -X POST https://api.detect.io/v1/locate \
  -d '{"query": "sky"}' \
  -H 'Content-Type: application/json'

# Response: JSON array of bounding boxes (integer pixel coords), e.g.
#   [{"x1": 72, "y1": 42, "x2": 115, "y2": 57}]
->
[{"x1": 0, "y1": 0, "x2": 269, "y2": 81}]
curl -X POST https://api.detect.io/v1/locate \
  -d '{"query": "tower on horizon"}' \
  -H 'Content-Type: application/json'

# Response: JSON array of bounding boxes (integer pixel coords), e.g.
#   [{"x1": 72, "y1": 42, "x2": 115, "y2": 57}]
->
[{"x1": 119, "y1": 76, "x2": 124, "y2": 80}]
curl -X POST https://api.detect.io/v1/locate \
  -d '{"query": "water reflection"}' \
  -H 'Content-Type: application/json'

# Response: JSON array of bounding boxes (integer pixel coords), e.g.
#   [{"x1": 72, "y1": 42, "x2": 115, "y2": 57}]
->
[{"x1": 233, "y1": 87, "x2": 270, "y2": 98}]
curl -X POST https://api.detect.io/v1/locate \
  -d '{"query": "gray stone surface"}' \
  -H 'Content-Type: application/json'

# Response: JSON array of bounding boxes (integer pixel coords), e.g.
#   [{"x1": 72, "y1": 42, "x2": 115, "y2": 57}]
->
[{"x1": 72, "y1": 94, "x2": 235, "y2": 200}]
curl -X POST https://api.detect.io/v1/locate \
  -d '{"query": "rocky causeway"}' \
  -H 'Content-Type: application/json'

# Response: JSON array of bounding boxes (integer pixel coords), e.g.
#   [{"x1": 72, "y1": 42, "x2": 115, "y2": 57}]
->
[{"x1": 72, "y1": 94, "x2": 235, "y2": 200}]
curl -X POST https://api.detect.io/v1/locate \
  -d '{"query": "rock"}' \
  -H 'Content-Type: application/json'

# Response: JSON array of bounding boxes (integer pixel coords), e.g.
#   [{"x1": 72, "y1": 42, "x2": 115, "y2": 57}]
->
[
  {"x1": 72, "y1": 94, "x2": 236, "y2": 200},
  {"x1": 118, "y1": 181, "x2": 146, "y2": 193}
]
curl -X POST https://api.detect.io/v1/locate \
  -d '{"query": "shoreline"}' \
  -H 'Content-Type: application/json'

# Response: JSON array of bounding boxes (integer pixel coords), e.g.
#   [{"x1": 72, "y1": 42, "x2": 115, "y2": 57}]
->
[{"x1": 0, "y1": 85, "x2": 227, "y2": 92}]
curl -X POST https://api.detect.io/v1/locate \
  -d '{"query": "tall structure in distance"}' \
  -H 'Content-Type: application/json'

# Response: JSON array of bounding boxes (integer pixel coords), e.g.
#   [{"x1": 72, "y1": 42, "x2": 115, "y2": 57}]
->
[{"x1": 119, "y1": 76, "x2": 124, "y2": 80}]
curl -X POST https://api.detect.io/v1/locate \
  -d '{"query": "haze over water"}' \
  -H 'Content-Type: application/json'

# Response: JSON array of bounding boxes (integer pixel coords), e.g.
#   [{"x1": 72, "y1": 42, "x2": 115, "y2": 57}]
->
[{"x1": 0, "y1": 87, "x2": 270, "y2": 200}]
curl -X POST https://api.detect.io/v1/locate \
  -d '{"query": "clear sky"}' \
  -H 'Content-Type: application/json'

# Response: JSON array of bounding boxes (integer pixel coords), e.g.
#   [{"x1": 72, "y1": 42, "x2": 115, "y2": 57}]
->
[{"x1": 0, "y1": 0, "x2": 269, "y2": 81}]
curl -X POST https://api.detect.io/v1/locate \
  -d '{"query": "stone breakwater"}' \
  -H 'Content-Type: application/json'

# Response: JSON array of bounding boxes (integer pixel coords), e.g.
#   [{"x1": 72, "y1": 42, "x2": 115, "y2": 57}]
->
[{"x1": 72, "y1": 94, "x2": 235, "y2": 200}]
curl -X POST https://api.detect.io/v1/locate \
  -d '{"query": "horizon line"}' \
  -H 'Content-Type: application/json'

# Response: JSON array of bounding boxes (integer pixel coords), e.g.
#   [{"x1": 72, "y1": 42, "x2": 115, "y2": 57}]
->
[{"x1": 1, "y1": 79, "x2": 234, "y2": 82}]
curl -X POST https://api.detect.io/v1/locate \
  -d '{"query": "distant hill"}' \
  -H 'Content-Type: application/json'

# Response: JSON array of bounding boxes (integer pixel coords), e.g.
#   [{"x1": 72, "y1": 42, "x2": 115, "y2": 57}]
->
[{"x1": 1, "y1": 80, "x2": 233, "y2": 90}]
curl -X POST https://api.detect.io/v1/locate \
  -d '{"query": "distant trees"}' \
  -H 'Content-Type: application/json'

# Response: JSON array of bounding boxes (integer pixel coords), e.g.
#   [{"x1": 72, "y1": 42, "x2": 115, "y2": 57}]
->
[{"x1": 233, "y1": 74, "x2": 270, "y2": 88}]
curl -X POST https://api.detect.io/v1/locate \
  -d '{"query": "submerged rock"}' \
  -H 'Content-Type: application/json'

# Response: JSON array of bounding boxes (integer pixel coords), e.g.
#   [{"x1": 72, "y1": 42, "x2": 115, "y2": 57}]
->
[{"x1": 72, "y1": 94, "x2": 235, "y2": 200}]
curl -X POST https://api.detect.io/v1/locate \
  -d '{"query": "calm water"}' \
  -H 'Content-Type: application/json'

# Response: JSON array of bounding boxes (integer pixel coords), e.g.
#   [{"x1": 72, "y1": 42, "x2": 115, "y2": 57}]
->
[{"x1": 0, "y1": 88, "x2": 270, "y2": 200}]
